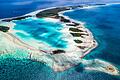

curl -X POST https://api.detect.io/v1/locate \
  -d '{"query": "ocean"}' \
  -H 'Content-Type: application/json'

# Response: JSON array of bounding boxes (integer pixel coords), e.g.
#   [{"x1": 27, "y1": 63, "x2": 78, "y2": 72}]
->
[
  {"x1": 64, "y1": 4, "x2": 120, "y2": 65},
  {"x1": 0, "y1": 1, "x2": 120, "y2": 80},
  {"x1": 0, "y1": 0, "x2": 56, "y2": 19},
  {"x1": 63, "y1": 3, "x2": 120, "y2": 79},
  {"x1": 1, "y1": 0, "x2": 120, "y2": 19},
  {"x1": 0, "y1": 0, "x2": 85, "y2": 19}
]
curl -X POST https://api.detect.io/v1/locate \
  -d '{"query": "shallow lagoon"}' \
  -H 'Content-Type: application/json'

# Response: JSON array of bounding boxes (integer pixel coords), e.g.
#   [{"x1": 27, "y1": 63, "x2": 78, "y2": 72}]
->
[{"x1": 13, "y1": 17, "x2": 67, "y2": 48}]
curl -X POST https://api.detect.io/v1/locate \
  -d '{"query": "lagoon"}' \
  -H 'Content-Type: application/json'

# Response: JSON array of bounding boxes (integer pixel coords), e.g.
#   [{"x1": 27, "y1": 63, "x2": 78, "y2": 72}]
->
[{"x1": 13, "y1": 17, "x2": 67, "y2": 48}]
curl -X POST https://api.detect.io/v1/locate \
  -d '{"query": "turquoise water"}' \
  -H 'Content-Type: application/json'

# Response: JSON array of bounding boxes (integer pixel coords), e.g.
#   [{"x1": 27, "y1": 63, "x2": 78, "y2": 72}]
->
[
  {"x1": 13, "y1": 17, "x2": 67, "y2": 48},
  {"x1": 0, "y1": 58, "x2": 56, "y2": 80},
  {"x1": 0, "y1": 58, "x2": 119, "y2": 80}
]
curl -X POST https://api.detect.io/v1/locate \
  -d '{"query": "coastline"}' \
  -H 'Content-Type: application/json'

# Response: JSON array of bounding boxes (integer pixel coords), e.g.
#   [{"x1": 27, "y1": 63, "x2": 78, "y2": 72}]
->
[
  {"x1": 1, "y1": 2, "x2": 120, "y2": 21},
  {"x1": 58, "y1": 11, "x2": 98, "y2": 58},
  {"x1": 0, "y1": 3, "x2": 119, "y2": 75},
  {"x1": 0, "y1": 3, "x2": 107, "y2": 21},
  {"x1": 0, "y1": 4, "x2": 98, "y2": 70},
  {"x1": 0, "y1": 4, "x2": 98, "y2": 58},
  {"x1": 36, "y1": 8, "x2": 98, "y2": 59}
]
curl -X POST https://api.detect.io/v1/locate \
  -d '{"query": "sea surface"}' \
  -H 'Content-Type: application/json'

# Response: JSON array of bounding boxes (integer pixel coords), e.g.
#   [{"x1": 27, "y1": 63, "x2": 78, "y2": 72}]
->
[
  {"x1": 1, "y1": 0, "x2": 120, "y2": 19},
  {"x1": 0, "y1": 0, "x2": 90, "y2": 19},
  {"x1": 0, "y1": 1, "x2": 120, "y2": 80},
  {"x1": 64, "y1": 4, "x2": 120, "y2": 79},
  {"x1": 64, "y1": 4, "x2": 120, "y2": 66}
]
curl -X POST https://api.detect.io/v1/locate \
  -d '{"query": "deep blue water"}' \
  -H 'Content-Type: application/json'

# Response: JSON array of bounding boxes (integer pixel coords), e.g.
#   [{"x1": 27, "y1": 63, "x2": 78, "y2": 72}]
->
[
  {"x1": 64, "y1": 4, "x2": 120, "y2": 66},
  {"x1": 64, "y1": 3, "x2": 120, "y2": 78},
  {"x1": 0, "y1": 0, "x2": 93, "y2": 19},
  {"x1": 0, "y1": 2, "x2": 120, "y2": 80},
  {"x1": 13, "y1": 17, "x2": 67, "y2": 48},
  {"x1": 1, "y1": 0, "x2": 120, "y2": 19},
  {"x1": 0, "y1": 0, "x2": 56, "y2": 19}
]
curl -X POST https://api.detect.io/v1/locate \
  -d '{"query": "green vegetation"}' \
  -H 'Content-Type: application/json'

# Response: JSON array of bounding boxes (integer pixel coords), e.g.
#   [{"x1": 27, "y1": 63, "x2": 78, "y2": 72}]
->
[
  {"x1": 69, "y1": 28, "x2": 83, "y2": 32},
  {"x1": 70, "y1": 33, "x2": 81, "y2": 37},
  {"x1": 2, "y1": 15, "x2": 31, "y2": 22},
  {"x1": 52, "y1": 49, "x2": 65, "y2": 54},
  {"x1": 60, "y1": 16, "x2": 70, "y2": 22},
  {"x1": 36, "y1": 7, "x2": 70, "y2": 18},
  {"x1": 70, "y1": 32, "x2": 88, "y2": 37},
  {"x1": 74, "y1": 40, "x2": 82, "y2": 43},
  {"x1": 0, "y1": 26, "x2": 10, "y2": 32},
  {"x1": 70, "y1": 33, "x2": 82, "y2": 37},
  {"x1": 77, "y1": 46, "x2": 86, "y2": 49}
]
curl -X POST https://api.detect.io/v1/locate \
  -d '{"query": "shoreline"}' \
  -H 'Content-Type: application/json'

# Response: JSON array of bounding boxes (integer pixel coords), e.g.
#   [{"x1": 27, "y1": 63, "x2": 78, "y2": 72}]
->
[
  {"x1": 34, "y1": 5, "x2": 98, "y2": 58},
  {"x1": 0, "y1": 3, "x2": 107, "y2": 21},
  {"x1": 0, "y1": 4, "x2": 98, "y2": 69},
  {"x1": 1, "y1": 2, "x2": 120, "y2": 21},
  {"x1": 58, "y1": 11, "x2": 98, "y2": 58}
]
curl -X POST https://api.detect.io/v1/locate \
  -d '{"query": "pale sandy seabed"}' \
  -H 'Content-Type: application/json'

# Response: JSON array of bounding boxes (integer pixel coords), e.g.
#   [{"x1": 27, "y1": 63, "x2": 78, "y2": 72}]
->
[{"x1": 0, "y1": 4, "x2": 119, "y2": 76}]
